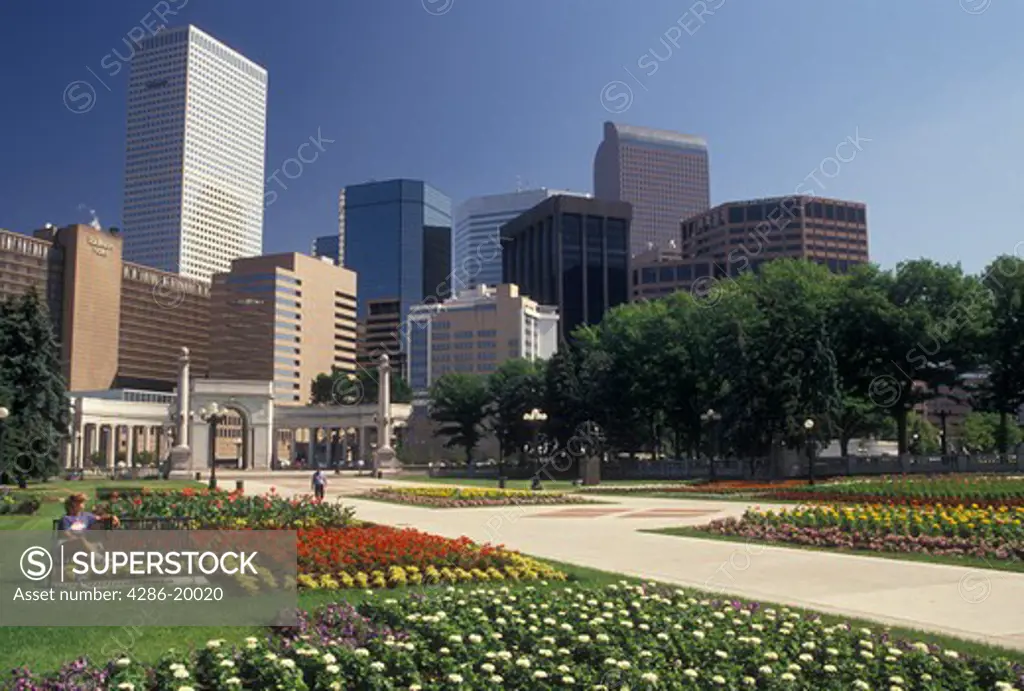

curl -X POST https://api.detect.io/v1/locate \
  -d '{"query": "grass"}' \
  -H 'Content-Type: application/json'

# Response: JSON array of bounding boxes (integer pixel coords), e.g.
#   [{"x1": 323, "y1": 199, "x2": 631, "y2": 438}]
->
[
  {"x1": 7, "y1": 556, "x2": 1024, "y2": 675},
  {"x1": 0, "y1": 559, "x2": 620, "y2": 674},
  {"x1": 647, "y1": 525, "x2": 1024, "y2": 575}
]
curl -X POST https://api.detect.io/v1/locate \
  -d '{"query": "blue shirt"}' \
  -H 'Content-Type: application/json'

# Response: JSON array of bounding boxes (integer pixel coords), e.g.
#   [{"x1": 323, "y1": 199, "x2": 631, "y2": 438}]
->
[{"x1": 59, "y1": 512, "x2": 98, "y2": 532}]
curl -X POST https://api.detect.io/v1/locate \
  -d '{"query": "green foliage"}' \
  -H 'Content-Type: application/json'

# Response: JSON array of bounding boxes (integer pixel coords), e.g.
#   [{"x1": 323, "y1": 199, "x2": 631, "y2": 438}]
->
[
  {"x1": 0, "y1": 291, "x2": 70, "y2": 481},
  {"x1": 906, "y1": 411, "x2": 942, "y2": 455},
  {"x1": 310, "y1": 366, "x2": 413, "y2": 405},
  {"x1": 961, "y1": 411, "x2": 1023, "y2": 454},
  {"x1": 487, "y1": 358, "x2": 544, "y2": 461},
  {"x1": 428, "y1": 373, "x2": 492, "y2": 463}
]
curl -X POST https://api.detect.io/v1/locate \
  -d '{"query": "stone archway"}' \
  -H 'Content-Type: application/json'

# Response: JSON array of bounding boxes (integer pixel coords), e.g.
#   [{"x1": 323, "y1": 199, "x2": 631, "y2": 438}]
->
[{"x1": 189, "y1": 380, "x2": 274, "y2": 471}]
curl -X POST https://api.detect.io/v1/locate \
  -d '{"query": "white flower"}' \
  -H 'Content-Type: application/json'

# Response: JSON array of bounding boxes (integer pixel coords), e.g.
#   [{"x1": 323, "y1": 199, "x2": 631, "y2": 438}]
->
[
  {"x1": 177, "y1": 687, "x2": 194, "y2": 691},
  {"x1": 824, "y1": 664, "x2": 837, "y2": 673},
  {"x1": 693, "y1": 630, "x2": 706, "y2": 640},
  {"x1": 370, "y1": 661, "x2": 385, "y2": 672},
  {"x1": 322, "y1": 653, "x2": 337, "y2": 664},
  {"x1": 715, "y1": 650, "x2": 728, "y2": 660},
  {"x1": 712, "y1": 675, "x2": 726, "y2": 684},
  {"x1": 617, "y1": 661, "x2": 631, "y2": 670},
  {"x1": 173, "y1": 668, "x2": 190, "y2": 679},
  {"x1": 206, "y1": 640, "x2": 223, "y2": 649},
  {"x1": 439, "y1": 647, "x2": 450, "y2": 655},
  {"x1": 853, "y1": 682, "x2": 870, "y2": 690},
  {"x1": 448, "y1": 634, "x2": 463, "y2": 643},
  {"x1": 641, "y1": 672, "x2": 658, "y2": 683},
  {"x1": 115, "y1": 658, "x2": 131, "y2": 668},
  {"x1": 516, "y1": 657, "x2": 531, "y2": 668},
  {"x1": 758, "y1": 666, "x2": 773, "y2": 676},
  {"x1": 279, "y1": 659, "x2": 296, "y2": 669},
  {"x1": 481, "y1": 663, "x2": 496, "y2": 673},
  {"x1": 354, "y1": 648, "x2": 370, "y2": 657},
  {"x1": 219, "y1": 660, "x2": 234, "y2": 668},
  {"x1": 798, "y1": 653, "x2": 812, "y2": 663},
  {"x1": 489, "y1": 676, "x2": 504, "y2": 684},
  {"x1": 225, "y1": 679, "x2": 241, "y2": 687},
  {"x1": 326, "y1": 665, "x2": 340, "y2": 674},
  {"x1": 781, "y1": 673, "x2": 796, "y2": 682},
  {"x1": 578, "y1": 634, "x2": 592, "y2": 643},
  {"x1": 764, "y1": 652, "x2": 779, "y2": 661},
  {"x1": 117, "y1": 684, "x2": 135, "y2": 690},
  {"x1": 447, "y1": 674, "x2": 464, "y2": 683},
  {"x1": 943, "y1": 650, "x2": 960, "y2": 659},
  {"x1": 742, "y1": 677, "x2": 756, "y2": 686},
  {"x1": 469, "y1": 634, "x2": 483, "y2": 644},
  {"x1": 533, "y1": 671, "x2": 548, "y2": 679},
  {"x1": 562, "y1": 676, "x2": 576, "y2": 684},
  {"x1": 683, "y1": 669, "x2": 698, "y2": 679},
  {"x1": 912, "y1": 642, "x2": 930, "y2": 653}
]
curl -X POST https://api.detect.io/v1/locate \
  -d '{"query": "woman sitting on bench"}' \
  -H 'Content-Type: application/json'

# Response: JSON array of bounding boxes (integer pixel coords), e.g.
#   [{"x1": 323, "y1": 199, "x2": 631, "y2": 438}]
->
[{"x1": 58, "y1": 492, "x2": 120, "y2": 533}]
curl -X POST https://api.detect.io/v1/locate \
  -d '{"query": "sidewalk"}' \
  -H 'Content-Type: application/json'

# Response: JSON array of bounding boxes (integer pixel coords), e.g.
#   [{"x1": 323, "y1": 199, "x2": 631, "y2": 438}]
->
[{"x1": 247, "y1": 476, "x2": 1024, "y2": 651}]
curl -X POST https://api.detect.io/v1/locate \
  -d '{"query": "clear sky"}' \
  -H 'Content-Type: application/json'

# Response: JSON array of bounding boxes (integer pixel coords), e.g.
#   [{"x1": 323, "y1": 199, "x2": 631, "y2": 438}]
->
[{"x1": 0, "y1": 0, "x2": 1020, "y2": 274}]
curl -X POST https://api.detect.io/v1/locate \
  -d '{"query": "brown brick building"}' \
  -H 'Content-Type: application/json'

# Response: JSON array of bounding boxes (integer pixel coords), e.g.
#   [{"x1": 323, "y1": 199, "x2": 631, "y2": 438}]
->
[
  {"x1": 0, "y1": 224, "x2": 210, "y2": 390},
  {"x1": 631, "y1": 196, "x2": 869, "y2": 300}
]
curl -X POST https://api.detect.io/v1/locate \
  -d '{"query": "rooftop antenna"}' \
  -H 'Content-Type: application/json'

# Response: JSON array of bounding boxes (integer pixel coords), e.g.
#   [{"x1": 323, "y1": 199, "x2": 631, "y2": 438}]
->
[{"x1": 516, "y1": 176, "x2": 523, "y2": 192}]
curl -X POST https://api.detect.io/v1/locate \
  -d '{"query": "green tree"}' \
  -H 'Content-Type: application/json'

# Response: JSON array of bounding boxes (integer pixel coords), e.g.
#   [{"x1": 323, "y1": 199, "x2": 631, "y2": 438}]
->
[
  {"x1": 0, "y1": 291, "x2": 70, "y2": 482},
  {"x1": 976, "y1": 255, "x2": 1024, "y2": 451},
  {"x1": 487, "y1": 358, "x2": 544, "y2": 465},
  {"x1": 310, "y1": 366, "x2": 412, "y2": 405},
  {"x1": 961, "y1": 411, "x2": 1022, "y2": 454},
  {"x1": 905, "y1": 411, "x2": 941, "y2": 454},
  {"x1": 428, "y1": 373, "x2": 492, "y2": 463}
]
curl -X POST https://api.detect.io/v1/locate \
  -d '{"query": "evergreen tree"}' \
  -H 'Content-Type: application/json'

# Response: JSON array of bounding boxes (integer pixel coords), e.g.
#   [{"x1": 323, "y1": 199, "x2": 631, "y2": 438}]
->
[{"x1": 0, "y1": 291, "x2": 70, "y2": 482}]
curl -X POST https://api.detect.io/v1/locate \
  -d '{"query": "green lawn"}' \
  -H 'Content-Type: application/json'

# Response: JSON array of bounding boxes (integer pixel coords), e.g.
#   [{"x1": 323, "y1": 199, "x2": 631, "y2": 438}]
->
[
  {"x1": 647, "y1": 525, "x2": 1024, "y2": 575},
  {"x1": 0, "y1": 561, "x2": 622, "y2": 674}
]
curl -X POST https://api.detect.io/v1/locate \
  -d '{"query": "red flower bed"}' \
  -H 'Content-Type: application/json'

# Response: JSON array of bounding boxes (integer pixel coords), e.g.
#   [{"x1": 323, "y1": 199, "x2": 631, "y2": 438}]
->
[{"x1": 297, "y1": 525, "x2": 508, "y2": 574}]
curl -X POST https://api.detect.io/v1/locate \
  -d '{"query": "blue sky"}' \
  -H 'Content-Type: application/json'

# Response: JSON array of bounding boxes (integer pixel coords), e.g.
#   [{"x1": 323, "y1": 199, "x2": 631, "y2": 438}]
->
[{"x1": 0, "y1": 0, "x2": 1020, "y2": 273}]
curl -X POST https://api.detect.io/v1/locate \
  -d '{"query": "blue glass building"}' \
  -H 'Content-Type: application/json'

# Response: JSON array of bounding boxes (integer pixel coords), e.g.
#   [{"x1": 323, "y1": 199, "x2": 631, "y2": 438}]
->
[{"x1": 340, "y1": 179, "x2": 452, "y2": 319}]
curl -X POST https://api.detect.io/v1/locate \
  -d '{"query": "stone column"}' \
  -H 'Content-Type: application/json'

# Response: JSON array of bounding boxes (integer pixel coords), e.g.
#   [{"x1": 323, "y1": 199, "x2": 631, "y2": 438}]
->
[
  {"x1": 126, "y1": 426, "x2": 135, "y2": 468},
  {"x1": 105, "y1": 425, "x2": 116, "y2": 469},
  {"x1": 308, "y1": 427, "x2": 319, "y2": 466},
  {"x1": 169, "y1": 347, "x2": 193, "y2": 477},
  {"x1": 373, "y1": 353, "x2": 397, "y2": 473}
]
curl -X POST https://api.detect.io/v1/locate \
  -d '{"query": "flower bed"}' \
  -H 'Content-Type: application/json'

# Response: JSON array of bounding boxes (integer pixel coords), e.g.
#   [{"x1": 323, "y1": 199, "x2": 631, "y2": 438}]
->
[
  {"x1": 296, "y1": 525, "x2": 565, "y2": 589},
  {"x1": 14, "y1": 583, "x2": 1023, "y2": 689},
  {"x1": 359, "y1": 486, "x2": 597, "y2": 508},
  {"x1": 582, "y1": 480, "x2": 807, "y2": 496},
  {"x1": 698, "y1": 504, "x2": 1024, "y2": 561},
  {"x1": 768, "y1": 475, "x2": 1024, "y2": 507},
  {"x1": 101, "y1": 487, "x2": 354, "y2": 528}
]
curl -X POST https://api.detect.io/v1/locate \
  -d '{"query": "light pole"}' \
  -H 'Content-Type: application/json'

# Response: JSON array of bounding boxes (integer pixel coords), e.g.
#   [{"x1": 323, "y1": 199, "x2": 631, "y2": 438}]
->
[
  {"x1": 700, "y1": 408, "x2": 722, "y2": 483},
  {"x1": 911, "y1": 432, "x2": 921, "y2": 456},
  {"x1": 937, "y1": 410, "x2": 950, "y2": 456},
  {"x1": 523, "y1": 408, "x2": 548, "y2": 489},
  {"x1": 199, "y1": 403, "x2": 228, "y2": 490},
  {"x1": 0, "y1": 406, "x2": 9, "y2": 485},
  {"x1": 804, "y1": 418, "x2": 816, "y2": 486}
]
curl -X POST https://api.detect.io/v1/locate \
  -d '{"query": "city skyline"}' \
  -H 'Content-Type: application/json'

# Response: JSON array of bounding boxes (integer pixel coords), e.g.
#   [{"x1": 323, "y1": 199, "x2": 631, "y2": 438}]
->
[{"x1": 1, "y1": 2, "x2": 1019, "y2": 277}]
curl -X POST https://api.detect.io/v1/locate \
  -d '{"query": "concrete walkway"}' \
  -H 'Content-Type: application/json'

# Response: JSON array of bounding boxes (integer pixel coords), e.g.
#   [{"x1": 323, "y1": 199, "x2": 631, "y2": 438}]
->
[{"x1": 241, "y1": 475, "x2": 1024, "y2": 651}]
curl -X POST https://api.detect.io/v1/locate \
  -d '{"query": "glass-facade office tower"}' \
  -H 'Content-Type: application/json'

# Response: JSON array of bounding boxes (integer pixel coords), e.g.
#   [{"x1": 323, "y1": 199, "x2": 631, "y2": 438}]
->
[
  {"x1": 339, "y1": 180, "x2": 451, "y2": 369},
  {"x1": 311, "y1": 234, "x2": 341, "y2": 265},
  {"x1": 501, "y1": 195, "x2": 631, "y2": 341},
  {"x1": 594, "y1": 121, "x2": 709, "y2": 257},
  {"x1": 123, "y1": 25, "x2": 268, "y2": 281},
  {"x1": 451, "y1": 189, "x2": 590, "y2": 291}
]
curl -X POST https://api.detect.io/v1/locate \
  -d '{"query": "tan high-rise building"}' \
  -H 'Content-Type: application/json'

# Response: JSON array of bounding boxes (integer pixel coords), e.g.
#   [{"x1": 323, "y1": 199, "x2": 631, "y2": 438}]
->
[
  {"x1": 405, "y1": 283, "x2": 559, "y2": 396},
  {"x1": 209, "y1": 253, "x2": 358, "y2": 405},
  {"x1": 0, "y1": 224, "x2": 209, "y2": 391},
  {"x1": 356, "y1": 298, "x2": 404, "y2": 376}
]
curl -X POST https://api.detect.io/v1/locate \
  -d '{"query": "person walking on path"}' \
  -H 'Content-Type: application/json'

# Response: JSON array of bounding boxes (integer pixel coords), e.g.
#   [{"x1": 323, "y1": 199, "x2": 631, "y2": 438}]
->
[{"x1": 311, "y1": 469, "x2": 326, "y2": 500}]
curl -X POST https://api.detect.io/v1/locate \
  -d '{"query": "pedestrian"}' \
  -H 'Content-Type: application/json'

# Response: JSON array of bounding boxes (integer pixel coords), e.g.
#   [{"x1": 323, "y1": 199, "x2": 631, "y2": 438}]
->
[
  {"x1": 311, "y1": 468, "x2": 326, "y2": 500},
  {"x1": 357, "y1": 458, "x2": 365, "y2": 476}
]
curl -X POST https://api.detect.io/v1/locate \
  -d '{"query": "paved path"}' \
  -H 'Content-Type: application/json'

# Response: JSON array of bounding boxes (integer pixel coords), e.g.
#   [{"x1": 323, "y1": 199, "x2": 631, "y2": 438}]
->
[{"x1": 240, "y1": 475, "x2": 1024, "y2": 651}]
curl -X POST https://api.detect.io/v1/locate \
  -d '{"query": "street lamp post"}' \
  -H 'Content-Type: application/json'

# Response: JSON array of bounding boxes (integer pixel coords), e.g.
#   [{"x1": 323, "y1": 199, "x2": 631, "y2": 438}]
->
[
  {"x1": 523, "y1": 408, "x2": 548, "y2": 490},
  {"x1": 0, "y1": 406, "x2": 9, "y2": 485},
  {"x1": 937, "y1": 410, "x2": 950, "y2": 456},
  {"x1": 803, "y1": 418, "x2": 816, "y2": 486},
  {"x1": 199, "y1": 403, "x2": 228, "y2": 490},
  {"x1": 700, "y1": 409, "x2": 722, "y2": 483}
]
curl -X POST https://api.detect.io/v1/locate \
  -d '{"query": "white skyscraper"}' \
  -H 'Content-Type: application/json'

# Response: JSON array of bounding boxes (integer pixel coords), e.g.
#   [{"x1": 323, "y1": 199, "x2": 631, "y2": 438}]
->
[
  {"x1": 452, "y1": 188, "x2": 591, "y2": 291},
  {"x1": 123, "y1": 25, "x2": 268, "y2": 281}
]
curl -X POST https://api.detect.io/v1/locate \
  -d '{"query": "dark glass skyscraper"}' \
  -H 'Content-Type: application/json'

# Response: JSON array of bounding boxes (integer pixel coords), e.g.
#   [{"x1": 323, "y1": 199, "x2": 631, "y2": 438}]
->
[
  {"x1": 337, "y1": 179, "x2": 452, "y2": 319},
  {"x1": 594, "y1": 121, "x2": 710, "y2": 257},
  {"x1": 336, "y1": 180, "x2": 451, "y2": 373},
  {"x1": 501, "y1": 195, "x2": 631, "y2": 341}
]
